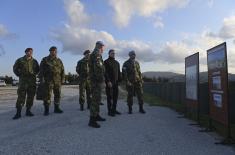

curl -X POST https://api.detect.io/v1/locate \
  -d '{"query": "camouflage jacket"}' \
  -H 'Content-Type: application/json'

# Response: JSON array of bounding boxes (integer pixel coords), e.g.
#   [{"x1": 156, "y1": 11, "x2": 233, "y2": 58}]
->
[
  {"x1": 39, "y1": 55, "x2": 65, "y2": 84},
  {"x1": 76, "y1": 57, "x2": 90, "y2": 81},
  {"x1": 13, "y1": 56, "x2": 39, "y2": 81},
  {"x1": 122, "y1": 59, "x2": 143, "y2": 84},
  {"x1": 89, "y1": 48, "x2": 105, "y2": 83}
]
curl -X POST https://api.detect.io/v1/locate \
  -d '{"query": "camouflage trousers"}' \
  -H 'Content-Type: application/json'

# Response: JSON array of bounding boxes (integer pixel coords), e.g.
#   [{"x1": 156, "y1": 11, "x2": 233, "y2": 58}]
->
[
  {"x1": 16, "y1": 80, "x2": 36, "y2": 109},
  {"x1": 126, "y1": 82, "x2": 144, "y2": 106},
  {"x1": 79, "y1": 80, "x2": 91, "y2": 107},
  {"x1": 43, "y1": 82, "x2": 61, "y2": 106},
  {"x1": 90, "y1": 82, "x2": 102, "y2": 117}
]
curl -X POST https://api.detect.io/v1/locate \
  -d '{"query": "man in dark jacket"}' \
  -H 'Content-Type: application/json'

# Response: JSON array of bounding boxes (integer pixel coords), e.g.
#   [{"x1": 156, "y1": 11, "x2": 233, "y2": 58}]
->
[{"x1": 104, "y1": 49, "x2": 122, "y2": 116}]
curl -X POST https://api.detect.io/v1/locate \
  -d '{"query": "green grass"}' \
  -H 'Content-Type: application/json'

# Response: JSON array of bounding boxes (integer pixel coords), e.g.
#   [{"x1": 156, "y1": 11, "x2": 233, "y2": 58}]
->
[{"x1": 144, "y1": 92, "x2": 235, "y2": 139}]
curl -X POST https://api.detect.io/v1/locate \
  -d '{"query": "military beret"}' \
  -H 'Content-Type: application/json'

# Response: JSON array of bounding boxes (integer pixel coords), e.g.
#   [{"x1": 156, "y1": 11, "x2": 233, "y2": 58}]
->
[
  {"x1": 96, "y1": 41, "x2": 104, "y2": 46},
  {"x1": 129, "y1": 50, "x2": 136, "y2": 56},
  {"x1": 83, "y1": 50, "x2": 90, "y2": 55},
  {"x1": 49, "y1": 46, "x2": 57, "y2": 51}
]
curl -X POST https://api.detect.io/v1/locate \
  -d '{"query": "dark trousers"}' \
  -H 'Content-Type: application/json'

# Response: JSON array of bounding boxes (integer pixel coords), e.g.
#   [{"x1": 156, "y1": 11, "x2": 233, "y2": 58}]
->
[{"x1": 106, "y1": 83, "x2": 119, "y2": 112}]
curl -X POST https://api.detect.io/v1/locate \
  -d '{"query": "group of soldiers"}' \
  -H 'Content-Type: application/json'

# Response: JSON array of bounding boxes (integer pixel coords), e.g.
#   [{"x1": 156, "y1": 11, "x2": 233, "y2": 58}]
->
[{"x1": 12, "y1": 41, "x2": 146, "y2": 128}]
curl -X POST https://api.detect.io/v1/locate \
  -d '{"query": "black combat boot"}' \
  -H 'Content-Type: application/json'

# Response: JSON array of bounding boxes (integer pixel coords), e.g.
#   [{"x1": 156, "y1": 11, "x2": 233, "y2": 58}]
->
[
  {"x1": 96, "y1": 114, "x2": 106, "y2": 121},
  {"x1": 111, "y1": 108, "x2": 116, "y2": 117},
  {"x1": 54, "y1": 104, "x2": 63, "y2": 113},
  {"x1": 108, "y1": 110, "x2": 112, "y2": 116},
  {"x1": 13, "y1": 107, "x2": 22, "y2": 120},
  {"x1": 113, "y1": 104, "x2": 121, "y2": 115},
  {"x1": 115, "y1": 110, "x2": 121, "y2": 115},
  {"x1": 44, "y1": 104, "x2": 49, "y2": 116},
  {"x1": 88, "y1": 116, "x2": 100, "y2": 128},
  {"x1": 26, "y1": 108, "x2": 34, "y2": 117},
  {"x1": 99, "y1": 102, "x2": 104, "y2": 105},
  {"x1": 128, "y1": 105, "x2": 132, "y2": 114},
  {"x1": 80, "y1": 104, "x2": 84, "y2": 111},
  {"x1": 139, "y1": 105, "x2": 146, "y2": 114}
]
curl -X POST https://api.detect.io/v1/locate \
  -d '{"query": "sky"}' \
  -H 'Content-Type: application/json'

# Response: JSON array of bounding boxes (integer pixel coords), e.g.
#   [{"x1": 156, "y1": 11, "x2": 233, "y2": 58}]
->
[{"x1": 0, "y1": 0, "x2": 235, "y2": 78}]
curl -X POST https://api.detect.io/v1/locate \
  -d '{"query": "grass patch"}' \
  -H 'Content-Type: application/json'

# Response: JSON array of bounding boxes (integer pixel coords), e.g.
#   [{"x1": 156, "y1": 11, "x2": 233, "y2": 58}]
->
[{"x1": 143, "y1": 93, "x2": 166, "y2": 106}]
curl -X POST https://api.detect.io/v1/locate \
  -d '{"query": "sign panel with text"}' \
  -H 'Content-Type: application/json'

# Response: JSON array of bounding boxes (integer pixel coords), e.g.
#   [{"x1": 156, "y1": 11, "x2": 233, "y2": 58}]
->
[
  {"x1": 207, "y1": 42, "x2": 229, "y2": 126},
  {"x1": 185, "y1": 53, "x2": 199, "y2": 112}
]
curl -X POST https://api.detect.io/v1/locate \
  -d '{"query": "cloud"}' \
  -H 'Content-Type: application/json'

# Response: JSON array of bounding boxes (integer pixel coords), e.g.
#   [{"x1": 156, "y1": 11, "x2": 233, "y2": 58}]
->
[
  {"x1": 153, "y1": 16, "x2": 164, "y2": 29},
  {"x1": 52, "y1": 24, "x2": 116, "y2": 54},
  {"x1": 115, "y1": 40, "x2": 157, "y2": 62},
  {"x1": 0, "y1": 24, "x2": 17, "y2": 39},
  {"x1": 0, "y1": 24, "x2": 17, "y2": 56},
  {"x1": 0, "y1": 44, "x2": 6, "y2": 56},
  {"x1": 157, "y1": 41, "x2": 191, "y2": 63},
  {"x1": 108, "y1": 0, "x2": 189, "y2": 28},
  {"x1": 218, "y1": 16, "x2": 235, "y2": 39},
  {"x1": 53, "y1": 0, "x2": 234, "y2": 68},
  {"x1": 64, "y1": 0, "x2": 89, "y2": 27},
  {"x1": 53, "y1": 0, "x2": 156, "y2": 59}
]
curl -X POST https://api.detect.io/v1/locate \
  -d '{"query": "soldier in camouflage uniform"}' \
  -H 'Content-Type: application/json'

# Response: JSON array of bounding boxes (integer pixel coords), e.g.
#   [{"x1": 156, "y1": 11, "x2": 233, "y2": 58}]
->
[
  {"x1": 88, "y1": 41, "x2": 106, "y2": 128},
  {"x1": 76, "y1": 50, "x2": 91, "y2": 111},
  {"x1": 122, "y1": 51, "x2": 146, "y2": 114},
  {"x1": 39, "y1": 46, "x2": 65, "y2": 116},
  {"x1": 13, "y1": 48, "x2": 39, "y2": 119}
]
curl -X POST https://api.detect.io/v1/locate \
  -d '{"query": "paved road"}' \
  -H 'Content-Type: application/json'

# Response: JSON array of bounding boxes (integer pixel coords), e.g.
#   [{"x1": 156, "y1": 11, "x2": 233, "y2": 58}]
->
[{"x1": 0, "y1": 86, "x2": 234, "y2": 155}]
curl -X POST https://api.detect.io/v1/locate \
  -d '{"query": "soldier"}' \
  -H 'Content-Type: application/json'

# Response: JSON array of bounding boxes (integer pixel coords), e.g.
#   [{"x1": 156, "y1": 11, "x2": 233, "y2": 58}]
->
[
  {"x1": 104, "y1": 49, "x2": 122, "y2": 116},
  {"x1": 76, "y1": 50, "x2": 91, "y2": 111},
  {"x1": 122, "y1": 51, "x2": 146, "y2": 114},
  {"x1": 13, "y1": 48, "x2": 39, "y2": 119},
  {"x1": 39, "y1": 46, "x2": 65, "y2": 116},
  {"x1": 88, "y1": 41, "x2": 106, "y2": 128}
]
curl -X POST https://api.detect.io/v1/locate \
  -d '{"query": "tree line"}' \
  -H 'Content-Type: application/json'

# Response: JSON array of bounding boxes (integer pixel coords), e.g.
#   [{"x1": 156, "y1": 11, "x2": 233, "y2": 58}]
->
[{"x1": 0, "y1": 74, "x2": 170, "y2": 85}]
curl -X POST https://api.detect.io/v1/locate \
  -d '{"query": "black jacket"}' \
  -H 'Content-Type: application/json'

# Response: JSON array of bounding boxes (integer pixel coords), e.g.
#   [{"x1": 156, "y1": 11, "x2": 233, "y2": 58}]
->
[{"x1": 104, "y1": 57, "x2": 121, "y2": 84}]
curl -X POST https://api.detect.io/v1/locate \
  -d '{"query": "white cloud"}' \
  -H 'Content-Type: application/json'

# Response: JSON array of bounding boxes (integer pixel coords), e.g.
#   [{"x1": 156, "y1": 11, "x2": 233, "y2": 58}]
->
[
  {"x1": 53, "y1": 0, "x2": 235, "y2": 72},
  {"x1": 108, "y1": 0, "x2": 189, "y2": 28},
  {"x1": 153, "y1": 16, "x2": 164, "y2": 29},
  {"x1": 0, "y1": 24, "x2": 17, "y2": 40},
  {"x1": 218, "y1": 16, "x2": 235, "y2": 39},
  {"x1": 53, "y1": 0, "x2": 157, "y2": 59},
  {"x1": 157, "y1": 41, "x2": 191, "y2": 63},
  {"x1": 52, "y1": 24, "x2": 116, "y2": 54},
  {"x1": 115, "y1": 40, "x2": 157, "y2": 62},
  {"x1": 64, "y1": 0, "x2": 89, "y2": 27}
]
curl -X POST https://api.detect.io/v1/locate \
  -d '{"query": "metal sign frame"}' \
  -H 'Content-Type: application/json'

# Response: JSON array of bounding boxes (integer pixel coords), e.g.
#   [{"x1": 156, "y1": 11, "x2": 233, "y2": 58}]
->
[
  {"x1": 207, "y1": 42, "x2": 229, "y2": 126},
  {"x1": 185, "y1": 52, "x2": 200, "y2": 124}
]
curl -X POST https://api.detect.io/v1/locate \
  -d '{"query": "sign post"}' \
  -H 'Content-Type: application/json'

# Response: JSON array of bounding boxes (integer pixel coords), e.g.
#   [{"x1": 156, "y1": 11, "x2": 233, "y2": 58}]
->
[
  {"x1": 185, "y1": 53, "x2": 200, "y2": 125},
  {"x1": 207, "y1": 42, "x2": 234, "y2": 144}
]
